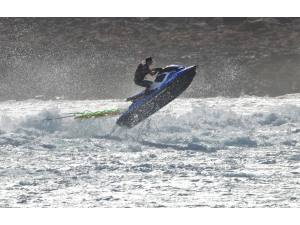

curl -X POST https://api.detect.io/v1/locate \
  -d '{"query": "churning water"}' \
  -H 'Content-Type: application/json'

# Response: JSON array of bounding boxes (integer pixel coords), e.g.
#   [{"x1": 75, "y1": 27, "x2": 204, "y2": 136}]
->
[{"x1": 1, "y1": 95, "x2": 300, "y2": 207}]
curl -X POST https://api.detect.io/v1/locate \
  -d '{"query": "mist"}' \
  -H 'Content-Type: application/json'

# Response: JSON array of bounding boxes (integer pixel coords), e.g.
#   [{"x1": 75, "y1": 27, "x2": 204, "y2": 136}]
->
[{"x1": 0, "y1": 17, "x2": 300, "y2": 100}]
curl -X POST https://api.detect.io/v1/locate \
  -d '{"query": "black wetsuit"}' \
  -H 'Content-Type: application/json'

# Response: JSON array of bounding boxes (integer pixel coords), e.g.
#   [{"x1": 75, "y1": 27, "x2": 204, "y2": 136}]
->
[{"x1": 134, "y1": 63, "x2": 153, "y2": 88}]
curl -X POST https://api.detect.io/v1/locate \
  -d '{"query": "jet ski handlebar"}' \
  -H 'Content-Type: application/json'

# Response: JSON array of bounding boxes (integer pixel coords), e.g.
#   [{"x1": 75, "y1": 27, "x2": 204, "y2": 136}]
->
[{"x1": 152, "y1": 67, "x2": 163, "y2": 73}]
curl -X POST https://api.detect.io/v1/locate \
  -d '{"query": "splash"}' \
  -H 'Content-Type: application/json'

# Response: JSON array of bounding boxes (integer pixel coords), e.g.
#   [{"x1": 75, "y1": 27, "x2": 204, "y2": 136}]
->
[
  {"x1": 0, "y1": 96, "x2": 299, "y2": 151},
  {"x1": 1, "y1": 96, "x2": 300, "y2": 207}
]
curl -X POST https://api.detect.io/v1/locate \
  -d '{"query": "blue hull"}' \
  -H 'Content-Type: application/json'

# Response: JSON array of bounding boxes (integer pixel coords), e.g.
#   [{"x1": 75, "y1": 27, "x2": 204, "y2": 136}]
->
[{"x1": 117, "y1": 65, "x2": 197, "y2": 128}]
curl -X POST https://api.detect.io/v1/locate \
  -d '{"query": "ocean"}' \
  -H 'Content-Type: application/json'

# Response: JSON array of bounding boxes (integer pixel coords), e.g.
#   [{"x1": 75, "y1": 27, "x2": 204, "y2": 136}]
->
[{"x1": 1, "y1": 95, "x2": 300, "y2": 207}]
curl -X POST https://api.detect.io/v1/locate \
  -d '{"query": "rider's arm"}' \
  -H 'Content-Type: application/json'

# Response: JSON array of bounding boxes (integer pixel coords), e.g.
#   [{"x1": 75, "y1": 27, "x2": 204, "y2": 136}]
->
[{"x1": 149, "y1": 68, "x2": 162, "y2": 76}]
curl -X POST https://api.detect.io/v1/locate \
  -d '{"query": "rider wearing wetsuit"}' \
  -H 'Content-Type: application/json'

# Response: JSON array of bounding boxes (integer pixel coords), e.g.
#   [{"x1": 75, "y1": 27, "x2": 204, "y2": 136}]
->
[{"x1": 134, "y1": 57, "x2": 157, "y2": 90}]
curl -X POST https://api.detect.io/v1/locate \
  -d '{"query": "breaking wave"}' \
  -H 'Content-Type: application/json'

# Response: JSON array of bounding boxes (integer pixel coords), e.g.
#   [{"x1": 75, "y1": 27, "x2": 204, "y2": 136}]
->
[{"x1": 1, "y1": 96, "x2": 300, "y2": 152}]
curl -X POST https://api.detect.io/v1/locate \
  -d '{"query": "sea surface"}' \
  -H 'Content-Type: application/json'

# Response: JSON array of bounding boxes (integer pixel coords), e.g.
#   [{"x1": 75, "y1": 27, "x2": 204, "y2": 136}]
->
[{"x1": 1, "y1": 95, "x2": 300, "y2": 207}]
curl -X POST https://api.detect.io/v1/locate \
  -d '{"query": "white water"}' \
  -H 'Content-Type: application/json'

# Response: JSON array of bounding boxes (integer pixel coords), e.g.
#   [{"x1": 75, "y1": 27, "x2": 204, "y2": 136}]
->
[{"x1": 1, "y1": 95, "x2": 300, "y2": 207}]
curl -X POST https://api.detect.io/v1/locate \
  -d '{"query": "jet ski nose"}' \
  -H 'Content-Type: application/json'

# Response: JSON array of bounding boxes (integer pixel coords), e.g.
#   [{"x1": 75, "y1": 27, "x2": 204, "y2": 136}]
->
[
  {"x1": 185, "y1": 65, "x2": 197, "y2": 73},
  {"x1": 185, "y1": 65, "x2": 197, "y2": 71}
]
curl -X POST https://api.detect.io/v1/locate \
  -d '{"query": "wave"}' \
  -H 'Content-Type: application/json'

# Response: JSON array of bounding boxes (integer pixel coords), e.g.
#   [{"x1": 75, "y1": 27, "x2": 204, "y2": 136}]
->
[{"x1": 0, "y1": 97, "x2": 299, "y2": 151}]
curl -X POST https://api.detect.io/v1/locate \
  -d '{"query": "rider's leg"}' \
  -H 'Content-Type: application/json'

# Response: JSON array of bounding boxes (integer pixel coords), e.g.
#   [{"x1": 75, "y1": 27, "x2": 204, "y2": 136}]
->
[{"x1": 135, "y1": 80, "x2": 152, "y2": 89}]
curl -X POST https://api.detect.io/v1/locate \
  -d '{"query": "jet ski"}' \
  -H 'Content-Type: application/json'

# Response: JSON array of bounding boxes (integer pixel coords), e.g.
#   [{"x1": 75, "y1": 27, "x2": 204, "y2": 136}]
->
[{"x1": 116, "y1": 65, "x2": 197, "y2": 128}]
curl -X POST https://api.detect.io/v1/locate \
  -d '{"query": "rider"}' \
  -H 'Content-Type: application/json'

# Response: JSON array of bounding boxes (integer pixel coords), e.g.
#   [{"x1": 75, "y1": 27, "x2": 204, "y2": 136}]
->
[{"x1": 134, "y1": 57, "x2": 160, "y2": 93}]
